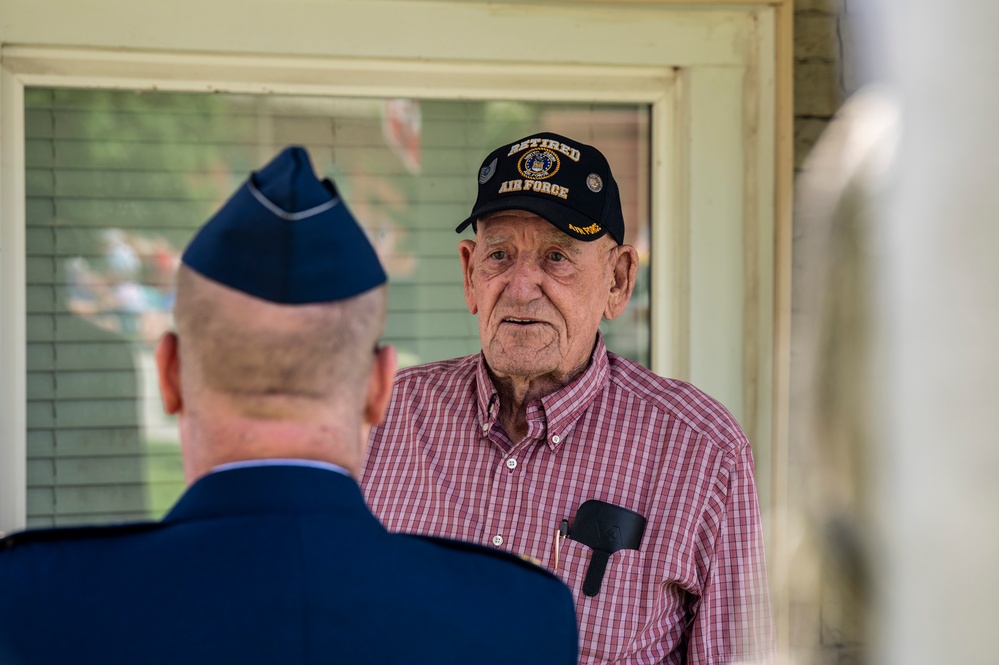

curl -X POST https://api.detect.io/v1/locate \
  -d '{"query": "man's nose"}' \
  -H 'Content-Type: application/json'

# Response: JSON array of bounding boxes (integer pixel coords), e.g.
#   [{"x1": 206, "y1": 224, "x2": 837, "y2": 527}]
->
[{"x1": 504, "y1": 256, "x2": 544, "y2": 300}]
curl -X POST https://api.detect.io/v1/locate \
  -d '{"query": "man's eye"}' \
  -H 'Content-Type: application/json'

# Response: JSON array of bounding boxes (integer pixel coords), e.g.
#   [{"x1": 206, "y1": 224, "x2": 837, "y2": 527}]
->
[
  {"x1": 488, "y1": 250, "x2": 508, "y2": 260},
  {"x1": 548, "y1": 251, "x2": 567, "y2": 262}
]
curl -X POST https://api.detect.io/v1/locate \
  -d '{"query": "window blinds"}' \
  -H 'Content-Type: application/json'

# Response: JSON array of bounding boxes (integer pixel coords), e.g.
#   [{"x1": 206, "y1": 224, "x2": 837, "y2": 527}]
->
[{"x1": 24, "y1": 88, "x2": 650, "y2": 526}]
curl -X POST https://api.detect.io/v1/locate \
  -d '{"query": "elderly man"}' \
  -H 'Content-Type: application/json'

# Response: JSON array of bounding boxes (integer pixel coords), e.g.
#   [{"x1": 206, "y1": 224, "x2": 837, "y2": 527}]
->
[
  {"x1": 361, "y1": 133, "x2": 775, "y2": 663},
  {"x1": 0, "y1": 147, "x2": 578, "y2": 665}
]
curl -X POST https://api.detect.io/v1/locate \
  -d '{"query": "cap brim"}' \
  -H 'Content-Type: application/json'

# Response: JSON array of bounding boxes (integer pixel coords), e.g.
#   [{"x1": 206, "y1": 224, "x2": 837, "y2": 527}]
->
[{"x1": 456, "y1": 196, "x2": 610, "y2": 243}]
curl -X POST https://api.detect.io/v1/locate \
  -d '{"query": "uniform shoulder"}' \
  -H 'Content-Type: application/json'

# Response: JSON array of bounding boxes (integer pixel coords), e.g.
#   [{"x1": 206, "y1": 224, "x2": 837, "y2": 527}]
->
[
  {"x1": 402, "y1": 534, "x2": 577, "y2": 659},
  {"x1": 0, "y1": 521, "x2": 163, "y2": 553},
  {"x1": 606, "y1": 351, "x2": 749, "y2": 450},
  {"x1": 408, "y1": 533, "x2": 561, "y2": 581}
]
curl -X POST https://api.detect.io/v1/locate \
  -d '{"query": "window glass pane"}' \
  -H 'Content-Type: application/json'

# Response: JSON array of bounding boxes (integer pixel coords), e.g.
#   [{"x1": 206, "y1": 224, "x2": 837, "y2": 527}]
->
[{"x1": 25, "y1": 88, "x2": 650, "y2": 526}]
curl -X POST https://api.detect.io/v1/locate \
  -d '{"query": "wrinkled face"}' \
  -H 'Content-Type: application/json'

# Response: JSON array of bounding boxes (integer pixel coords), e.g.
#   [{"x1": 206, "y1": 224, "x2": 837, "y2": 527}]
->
[{"x1": 459, "y1": 211, "x2": 626, "y2": 384}]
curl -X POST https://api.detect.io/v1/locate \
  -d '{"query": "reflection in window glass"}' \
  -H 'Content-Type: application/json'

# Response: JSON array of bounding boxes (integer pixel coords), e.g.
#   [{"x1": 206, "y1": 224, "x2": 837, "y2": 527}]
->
[{"x1": 25, "y1": 89, "x2": 650, "y2": 525}]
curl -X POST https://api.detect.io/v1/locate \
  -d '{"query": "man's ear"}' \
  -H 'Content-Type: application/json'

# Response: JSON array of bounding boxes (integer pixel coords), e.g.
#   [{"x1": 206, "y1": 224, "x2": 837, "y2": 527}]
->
[
  {"x1": 458, "y1": 239, "x2": 478, "y2": 315},
  {"x1": 604, "y1": 244, "x2": 639, "y2": 320},
  {"x1": 364, "y1": 344, "x2": 398, "y2": 426},
  {"x1": 155, "y1": 332, "x2": 183, "y2": 415}
]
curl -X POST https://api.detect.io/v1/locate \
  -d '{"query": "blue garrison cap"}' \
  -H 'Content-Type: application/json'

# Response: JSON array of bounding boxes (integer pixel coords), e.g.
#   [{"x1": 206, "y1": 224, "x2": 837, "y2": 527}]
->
[{"x1": 181, "y1": 146, "x2": 386, "y2": 304}]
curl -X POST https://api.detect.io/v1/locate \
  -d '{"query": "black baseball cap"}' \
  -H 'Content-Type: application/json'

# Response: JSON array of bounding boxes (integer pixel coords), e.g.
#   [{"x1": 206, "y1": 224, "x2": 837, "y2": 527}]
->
[{"x1": 455, "y1": 132, "x2": 625, "y2": 245}]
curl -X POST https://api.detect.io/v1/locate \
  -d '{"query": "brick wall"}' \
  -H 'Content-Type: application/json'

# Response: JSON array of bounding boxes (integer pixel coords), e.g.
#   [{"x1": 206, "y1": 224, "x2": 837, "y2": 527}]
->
[
  {"x1": 790, "y1": 1, "x2": 866, "y2": 664},
  {"x1": 794, "y1": 0, "x2": 859, "y2": 168}
]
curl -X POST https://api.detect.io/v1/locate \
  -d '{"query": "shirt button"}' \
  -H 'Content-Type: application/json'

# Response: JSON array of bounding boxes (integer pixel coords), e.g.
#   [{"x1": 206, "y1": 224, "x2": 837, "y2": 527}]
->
[
  {"x1": 492, "y1": 535, "x2": 504, "y2": 547},
  {"x1": 481, "y1": 422, "x2": 489, "y2": 433},
  {"x1": 551, "y1": 434, "x2": 561, "y2": 444},
  {"x1": 506, "y1": 458, "x2": 517, "y2": 470}
]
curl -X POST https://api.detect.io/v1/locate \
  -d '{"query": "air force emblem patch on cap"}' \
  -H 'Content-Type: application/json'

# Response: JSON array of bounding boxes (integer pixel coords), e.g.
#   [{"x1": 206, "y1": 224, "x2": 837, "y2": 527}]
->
[
  {"x1": 181, "y1": 146, "x2": 387, "y2": 304},
  {"x1": 519, "y1": 149, "x2": 560, "y2": 180}
]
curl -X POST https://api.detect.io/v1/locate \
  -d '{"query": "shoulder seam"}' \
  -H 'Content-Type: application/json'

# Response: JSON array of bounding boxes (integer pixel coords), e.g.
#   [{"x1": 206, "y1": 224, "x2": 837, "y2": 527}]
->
[
  {"x1": 605, "y1": 352, "x2": 749, "y2": 454},
  {"x1": 409, "y1": 534, "x2": 560, "y2": 579},
  {"x1": 1, "y1": 521, "x2": 163, "y2": 552}
]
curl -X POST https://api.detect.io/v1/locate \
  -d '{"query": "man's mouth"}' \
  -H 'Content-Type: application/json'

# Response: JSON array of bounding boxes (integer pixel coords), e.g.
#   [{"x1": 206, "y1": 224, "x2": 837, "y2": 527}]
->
[{"x1": 503, "y1": 317, "x2": 541, "y2": 326}]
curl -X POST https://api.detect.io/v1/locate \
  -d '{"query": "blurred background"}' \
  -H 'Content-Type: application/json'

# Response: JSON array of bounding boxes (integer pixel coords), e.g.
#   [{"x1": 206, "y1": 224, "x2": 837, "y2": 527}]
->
[{"x1": 791, "y1": 2, "x2": 999, "y2": 664}]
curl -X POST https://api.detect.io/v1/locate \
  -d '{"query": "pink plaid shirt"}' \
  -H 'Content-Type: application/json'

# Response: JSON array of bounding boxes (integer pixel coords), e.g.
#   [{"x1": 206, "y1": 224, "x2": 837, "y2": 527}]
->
[{"x1": 360, "y1": 336, "x2": 775, "y2": 664}]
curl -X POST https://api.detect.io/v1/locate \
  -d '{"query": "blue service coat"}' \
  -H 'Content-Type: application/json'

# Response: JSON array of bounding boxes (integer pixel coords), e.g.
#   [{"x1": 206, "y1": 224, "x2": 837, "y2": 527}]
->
[{"x1": 0, "y1": 465, "x2": 578, "y2": 664}]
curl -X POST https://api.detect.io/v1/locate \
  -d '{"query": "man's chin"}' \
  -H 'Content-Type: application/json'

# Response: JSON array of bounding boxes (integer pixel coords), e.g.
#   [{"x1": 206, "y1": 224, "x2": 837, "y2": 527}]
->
[{"x1": 483, "y1": 343, "x2": 558, "y2": 380}]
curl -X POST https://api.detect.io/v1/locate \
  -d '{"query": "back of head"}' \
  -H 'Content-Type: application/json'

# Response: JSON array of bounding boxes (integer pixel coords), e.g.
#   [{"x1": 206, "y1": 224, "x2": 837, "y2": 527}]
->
[
  {"x1": 173, "y1": 265, "x2": 385, "y2": 417},
  {"x1": 161, "y1": 146, "x2": 391, "y2": 478}
]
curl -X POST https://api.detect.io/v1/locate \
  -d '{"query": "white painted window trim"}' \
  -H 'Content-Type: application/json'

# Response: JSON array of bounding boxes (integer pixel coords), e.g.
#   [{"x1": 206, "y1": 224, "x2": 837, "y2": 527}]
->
[{"x1": 0, "y1": 62, "x2": 27, "y2": 537}]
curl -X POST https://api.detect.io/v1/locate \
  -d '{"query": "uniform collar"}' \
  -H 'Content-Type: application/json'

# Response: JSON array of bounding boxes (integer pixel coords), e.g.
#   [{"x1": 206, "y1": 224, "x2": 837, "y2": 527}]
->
[
  {"x1": 164, "y1": 464, "x2": 367, "y2": 524},
  {"x1": 475, "y1": 333, "x2": 610, "y2": 450}
]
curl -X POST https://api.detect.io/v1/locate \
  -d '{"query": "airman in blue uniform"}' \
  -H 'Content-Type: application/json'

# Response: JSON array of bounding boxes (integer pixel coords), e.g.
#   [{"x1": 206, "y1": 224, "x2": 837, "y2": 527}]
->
[{"x1": 0, "y1": 146, "x2": 578, "y2": 665}]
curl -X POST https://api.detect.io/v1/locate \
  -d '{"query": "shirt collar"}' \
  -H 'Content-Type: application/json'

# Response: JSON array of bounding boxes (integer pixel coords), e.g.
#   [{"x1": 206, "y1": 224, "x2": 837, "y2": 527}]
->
[
  {"x1": 210, "y1": 458, "x2": 351, "y2": 477},
  {"x1": 474, "y1": 333, "x2": 610, "y2": 450}
]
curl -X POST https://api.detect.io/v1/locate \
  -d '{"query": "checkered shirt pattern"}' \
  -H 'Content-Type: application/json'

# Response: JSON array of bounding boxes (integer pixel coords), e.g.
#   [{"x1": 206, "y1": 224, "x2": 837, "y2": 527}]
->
[{"x1": 360, "y1": 336, "x2": 776, "y2": 664}]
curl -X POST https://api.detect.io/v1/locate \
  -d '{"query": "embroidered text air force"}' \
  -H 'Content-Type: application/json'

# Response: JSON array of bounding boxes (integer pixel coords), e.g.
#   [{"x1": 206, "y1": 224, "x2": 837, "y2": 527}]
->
[{"x1": 496, "y1": 137, "x2": 581, "y2": 201}]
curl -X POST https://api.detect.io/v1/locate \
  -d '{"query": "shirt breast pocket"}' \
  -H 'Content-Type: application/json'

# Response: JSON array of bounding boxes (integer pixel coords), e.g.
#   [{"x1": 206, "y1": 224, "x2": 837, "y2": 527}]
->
[{"x1": 557, "y1": 538, "x2": 649, "y2": 662}]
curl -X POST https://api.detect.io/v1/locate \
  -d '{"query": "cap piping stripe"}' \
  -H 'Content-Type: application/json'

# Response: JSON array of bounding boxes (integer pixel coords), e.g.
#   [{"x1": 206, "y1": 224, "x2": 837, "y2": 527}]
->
[{"x1": 248, "y1": 181, "x2": 341, "y2": 221}]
